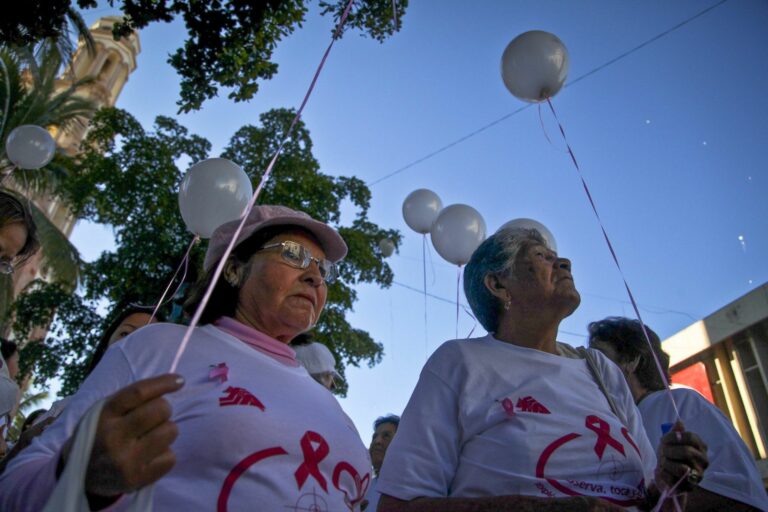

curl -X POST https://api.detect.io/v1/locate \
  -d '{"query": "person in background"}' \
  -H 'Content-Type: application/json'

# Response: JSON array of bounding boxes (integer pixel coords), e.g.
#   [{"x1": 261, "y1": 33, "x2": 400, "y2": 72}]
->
[
  {"x1": 0, "y1": 191, "x2": 39, "y2": 423},
  {"x1": 377, "y1": 227, "x2": 708, "y2": 511},
  {"x1": 1, "y1": 340, "x2": 19, "y2": 382},
  {"x1": 85, "y1": 304, "x2": 161, "y2": 375},
  {"x1": 34, "y1": 304, "x2": 163, "y2": 425},
  {"x1": 0, "y1": 340, "x2": 20, "y2": 442},
  {"x1": 292, "y1": 333, "x2": 341, "y2": 391},
  {"x1": 588, "y1": 317, "x2": 768, "y2": 512},
  {"x1": 363, "y1": 414, "x2": 399, "y2": 511}
]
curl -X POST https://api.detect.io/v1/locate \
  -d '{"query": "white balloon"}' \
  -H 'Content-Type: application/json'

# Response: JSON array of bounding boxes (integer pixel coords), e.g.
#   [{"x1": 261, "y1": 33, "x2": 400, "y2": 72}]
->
[
  {"x1": 430, "y1": 204, "x2": 487, "y2": 266},
  {"x1": 178, "y1": 158, "x2": 253, "y2": 238},
  {"x1": 498, "y1": 218, "x2": 558, "y2": 253},
  {"x1": 5, "y1": 125, "x2": 56, "y2": 169},
  {"x1": 402, "y1": 189, "x2": 443, "y2": 234},
  {"x1": 501, "y1": 30, "x2": 570, "y2": 103},
  {"x1": 379, "y1": 238, "x2": 395, "y2": 258}
]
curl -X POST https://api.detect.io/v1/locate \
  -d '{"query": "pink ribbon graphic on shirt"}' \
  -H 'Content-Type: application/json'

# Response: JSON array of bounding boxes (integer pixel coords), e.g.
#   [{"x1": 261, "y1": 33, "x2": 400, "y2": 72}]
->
[
  {"x1": 332, "y1": 461, "x2": 371, "y2": 510},
  {"x1": 208, "y1": 362, "x2": 229, "y2": 383},
  {"x1": 585, "y1": 415, "x2": 625, "y2": 459},
  {"x1": 294, "y1": 431, "x2": 330, "y2": 492}
]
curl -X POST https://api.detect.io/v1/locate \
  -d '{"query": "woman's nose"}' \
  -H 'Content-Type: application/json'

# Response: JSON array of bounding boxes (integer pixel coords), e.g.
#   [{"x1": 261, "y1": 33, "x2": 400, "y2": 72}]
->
[
  {"x1": 303, "y1": 263, "x2": 324, "y2": 286},
  {"x1": 556, "y1": 258, "x2": 571, "y2": 272}
]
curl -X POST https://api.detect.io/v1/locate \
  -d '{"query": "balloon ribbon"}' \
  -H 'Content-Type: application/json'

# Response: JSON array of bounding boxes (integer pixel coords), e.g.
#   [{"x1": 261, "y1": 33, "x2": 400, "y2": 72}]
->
[
  {"x1": 150, "y1": 235, "x2": 199, "y2": 323},
  {"x1": 545, "y1": 98, "x2": 681, "y2": 422},
  {"x1": 169, "y1": 0, "x2": 357, "y2": 373}
]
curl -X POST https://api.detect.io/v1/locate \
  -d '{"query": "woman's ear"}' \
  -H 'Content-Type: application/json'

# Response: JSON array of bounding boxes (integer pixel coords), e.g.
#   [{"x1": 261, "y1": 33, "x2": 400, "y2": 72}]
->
[
  {"x1": 223, "y1": 259, "x2": 244, "y2": 287},
  {"x1": 625, "y1": 355, "x2": 641, "y2": 375},
  {"x1": 483, "y1": 273, "x2": 509, "y2": 302}
]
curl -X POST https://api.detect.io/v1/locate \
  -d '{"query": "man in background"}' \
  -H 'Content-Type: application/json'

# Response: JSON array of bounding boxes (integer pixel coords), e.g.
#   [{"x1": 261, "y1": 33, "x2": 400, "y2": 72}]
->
[{"x1": 364, "y1": 414, "x2": 400, "y2": 511}]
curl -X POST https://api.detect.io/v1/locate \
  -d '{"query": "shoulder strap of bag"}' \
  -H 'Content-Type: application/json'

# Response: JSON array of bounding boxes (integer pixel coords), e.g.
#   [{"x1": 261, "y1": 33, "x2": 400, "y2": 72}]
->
[
  {"x1": 576, "y1": 346, "x2": 628, "y2": 428},
  {"x1": 43, "y1": 399, "x2": 155, "y2": 512}
]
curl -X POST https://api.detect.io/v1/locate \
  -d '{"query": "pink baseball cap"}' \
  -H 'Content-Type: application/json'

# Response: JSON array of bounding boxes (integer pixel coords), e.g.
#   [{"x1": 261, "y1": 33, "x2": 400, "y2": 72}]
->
[{"x1": 203, "y1": 205, "x2": 348, "y2": 271}]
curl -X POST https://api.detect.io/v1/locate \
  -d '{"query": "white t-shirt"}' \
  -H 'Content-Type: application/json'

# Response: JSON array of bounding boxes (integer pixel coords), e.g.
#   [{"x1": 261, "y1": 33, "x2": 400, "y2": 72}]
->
[
  {"x1": 0, "y1": 323, "x2": 372, "y2": 511},
  {"x1": 0, "y1": 356, "x2": 19, "y2": 418},
  {"x1": 638, "y1": 388, "x2": 768, "y2": 510},
  {"x1": 377, "y1": 335, "x2": 657, "y2": 508},
  {"x1": 364, "y1": 476, "x2": 380, "y2": 511}
]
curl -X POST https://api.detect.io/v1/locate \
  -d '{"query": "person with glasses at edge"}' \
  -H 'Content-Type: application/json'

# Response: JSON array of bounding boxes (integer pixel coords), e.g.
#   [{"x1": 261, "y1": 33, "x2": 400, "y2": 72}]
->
[
  {"x1": 0, "y1": 191, "x2": 39, "y2": 433},
  {"x1": 292, "y1": 332, "x2": 341, "y2": 391},
  {"x1": 0, "y1": 205, "x2": 373, "y2": 512},
  {"x1": 588, "y1": 317, "x2": 768, "y2": 512}
]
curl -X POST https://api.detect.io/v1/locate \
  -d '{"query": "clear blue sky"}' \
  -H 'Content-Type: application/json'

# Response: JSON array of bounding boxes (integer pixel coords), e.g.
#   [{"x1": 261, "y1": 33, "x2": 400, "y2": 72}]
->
[{"x1": 69, "y1": 0, "x2": 768, "y2": 441}]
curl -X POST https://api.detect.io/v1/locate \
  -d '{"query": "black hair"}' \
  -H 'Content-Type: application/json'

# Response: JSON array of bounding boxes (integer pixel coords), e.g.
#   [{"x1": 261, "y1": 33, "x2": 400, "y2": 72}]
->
[
  {"x1": 587, "y1": 317, "x2": 670, "y2": 391},
  {"x1": 290, "y1": 332, "x2": 314, "y2": 346},
  {"x1": 86, "y1": 304, "x2": 163, "y2": 375},
  {"x1": 0, "y1": 190, "x2": 39, "y2": 266},
  {"x1": 373, "y1": 414, "x2": 400, "y2": 432},
  {"x1": 21, "y1": 409, "x2": 47, "y2": 433},
  {"x1": 1, "y1": 338, "x2": 18, "y2": 360}
]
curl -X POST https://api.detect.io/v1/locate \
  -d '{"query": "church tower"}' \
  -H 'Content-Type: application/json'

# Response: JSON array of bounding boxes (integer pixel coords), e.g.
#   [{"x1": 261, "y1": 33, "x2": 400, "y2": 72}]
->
[
  {"x1": 51, "y1": 16, "x2": 141, "y2": 160},
  {"x1": 12, "y1": 17, "x2": 140, "y2": 294}
]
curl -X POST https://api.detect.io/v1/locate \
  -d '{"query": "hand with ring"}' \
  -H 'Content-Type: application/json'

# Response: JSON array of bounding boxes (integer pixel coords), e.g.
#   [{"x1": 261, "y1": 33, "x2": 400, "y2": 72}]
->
[{"x1": 655, "y1": 421, "x2": 709, "y2": 493}]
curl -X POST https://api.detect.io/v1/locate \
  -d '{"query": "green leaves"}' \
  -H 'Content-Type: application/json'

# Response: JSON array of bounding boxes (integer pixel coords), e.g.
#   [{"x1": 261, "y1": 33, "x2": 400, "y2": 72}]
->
[
  {"x1": 2, "y1": 1, "x2": 406, "y2": 113},
  {"x1": 13, "y1": 107, "x2": 398, "y2": 397},
  {"x1": 11, "y1": 280, "x2": 102, "y2": 396}
]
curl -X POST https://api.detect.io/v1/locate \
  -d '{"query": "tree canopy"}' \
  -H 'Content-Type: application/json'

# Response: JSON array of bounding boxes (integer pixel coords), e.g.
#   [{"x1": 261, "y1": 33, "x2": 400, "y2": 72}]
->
[
  {"x1": 1, "y1": 0, "x2": 407, "y2": 112},
  {"x1": 11, "y1": 107, "x2": 400, "y2": 396}
]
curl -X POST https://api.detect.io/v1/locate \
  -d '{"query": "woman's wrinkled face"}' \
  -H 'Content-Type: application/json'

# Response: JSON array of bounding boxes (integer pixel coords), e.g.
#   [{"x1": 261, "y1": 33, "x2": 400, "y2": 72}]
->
[
  {"x1": 505, "y1": 242, "x2": 581, "y2": 316},
  {"x1": 235, "y1": 231, "x2": 328, "y2": 343},
  {"x1": 108, "y1": 312, "x2": 155, "y2": 346}
]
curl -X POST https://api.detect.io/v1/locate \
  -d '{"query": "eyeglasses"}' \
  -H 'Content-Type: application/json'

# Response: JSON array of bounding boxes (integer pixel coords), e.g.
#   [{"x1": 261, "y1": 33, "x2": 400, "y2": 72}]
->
[
  {"x1": 0, "y1": 258, "x2": 14, "y2": 275},
  {"x1": 258, "y1": 241, "x2": 337, "y2": 284}
]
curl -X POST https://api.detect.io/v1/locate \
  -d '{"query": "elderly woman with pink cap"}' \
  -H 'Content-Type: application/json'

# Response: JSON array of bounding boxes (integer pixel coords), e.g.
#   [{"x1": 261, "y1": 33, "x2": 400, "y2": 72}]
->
[{"x1": 0, "y1": 205, "x2": 372, "y2": 511}]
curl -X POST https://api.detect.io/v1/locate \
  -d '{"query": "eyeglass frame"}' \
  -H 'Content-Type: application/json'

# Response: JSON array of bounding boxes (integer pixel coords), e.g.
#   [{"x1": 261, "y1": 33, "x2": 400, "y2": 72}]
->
[{"x1": 257, "y1": 240, "x2": 338, "y2": 284}]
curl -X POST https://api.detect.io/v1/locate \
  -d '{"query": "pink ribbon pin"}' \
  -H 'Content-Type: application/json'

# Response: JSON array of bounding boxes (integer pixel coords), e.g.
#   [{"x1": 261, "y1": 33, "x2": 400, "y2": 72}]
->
[
  {"x1": 209, "y1": 362, "x2": 229, "y2": 383},
  {"x1": 499, "y1": 398, "x2": 515, "y2": 417}
]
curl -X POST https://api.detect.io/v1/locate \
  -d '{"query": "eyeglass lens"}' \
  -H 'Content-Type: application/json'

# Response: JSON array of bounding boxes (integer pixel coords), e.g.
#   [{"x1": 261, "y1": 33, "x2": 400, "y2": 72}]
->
[{"x1": 280, "y1": 242, "x2": 335, "y2": 283}]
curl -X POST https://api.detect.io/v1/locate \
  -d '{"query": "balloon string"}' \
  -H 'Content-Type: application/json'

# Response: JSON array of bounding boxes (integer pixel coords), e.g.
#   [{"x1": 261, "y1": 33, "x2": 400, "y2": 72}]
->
[
  {"x1": 423, "y1": 234, "x2": 428, "y2": 360},
  {"x1": 455, "y1": 265, "x2": 461, "y2": 339},
  {"x1": 150, "y1": 235, "x2": 199, "y2": 323},
  {"x1": 426, "y1": 235, "x2": 437, "y2": 285},
  {"x1": 651, "y1": 467, "x2": 690, "y2": 512},
  {"x1": 545, "y1": 98, "x2": 681, "y2": 422},
  {"x1": 0, "y1": 56, "x2": 10, "y2": 140},
  {"x1": 391, "y1": 0, "x2": 399, "y2": 29},
  {"x1": 169, "y1": 0, "x2": 356, "y2": 373},
  {"x1": 537, "y1": 104, "x2": 555, "y2": 147}
]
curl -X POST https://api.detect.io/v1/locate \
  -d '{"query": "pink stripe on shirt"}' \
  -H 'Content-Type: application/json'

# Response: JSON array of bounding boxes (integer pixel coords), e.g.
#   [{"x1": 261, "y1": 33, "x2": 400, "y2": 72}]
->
[{"x1": 213, "y1": 317, "x2": 299, "y2": 367}]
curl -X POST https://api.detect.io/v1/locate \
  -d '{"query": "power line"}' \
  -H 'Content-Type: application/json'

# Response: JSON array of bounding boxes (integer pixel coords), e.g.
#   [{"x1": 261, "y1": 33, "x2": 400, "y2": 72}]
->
[
  {"x1": 368, "y1": 0, "x2": 729, "y2": 186},
  {"x1": 391, "y1": 280, "x2": 586, "y2": 338},
  {"x1": 395, "y1": 254, "x2": 699, "y2": 320}
]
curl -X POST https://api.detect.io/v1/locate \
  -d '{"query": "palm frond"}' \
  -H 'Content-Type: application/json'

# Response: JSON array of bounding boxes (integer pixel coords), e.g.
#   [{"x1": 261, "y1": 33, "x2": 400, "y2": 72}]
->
[
  {"x1": 27, "y1": 200, "x2": 81, "y2": 288},
  {"x1": 66, "y1": 8, "x2": 96, "y2": 58}
]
